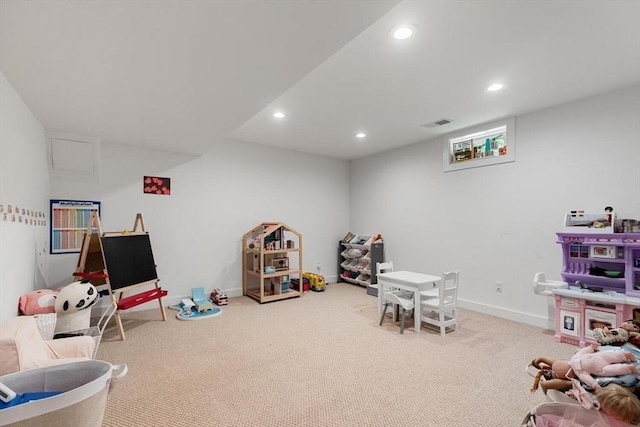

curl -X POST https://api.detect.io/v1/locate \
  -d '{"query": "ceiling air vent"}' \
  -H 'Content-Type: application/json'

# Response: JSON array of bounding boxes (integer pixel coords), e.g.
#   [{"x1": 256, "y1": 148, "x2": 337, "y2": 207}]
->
[{"x1": 421, "y1": 118, "x2": 453, "y2": 128}]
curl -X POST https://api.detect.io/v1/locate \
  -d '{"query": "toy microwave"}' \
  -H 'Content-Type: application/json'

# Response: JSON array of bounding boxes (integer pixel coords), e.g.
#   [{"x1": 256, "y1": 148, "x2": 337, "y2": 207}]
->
[{"x1": 589, "y1": 245, "x2": 617, "y2": 259}]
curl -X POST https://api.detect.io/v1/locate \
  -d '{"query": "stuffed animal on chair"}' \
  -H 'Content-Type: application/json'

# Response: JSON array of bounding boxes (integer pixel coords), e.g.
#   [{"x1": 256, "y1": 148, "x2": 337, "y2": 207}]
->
[{"x1": 18, "y1": 289, "x2": 58, "y2": 315}]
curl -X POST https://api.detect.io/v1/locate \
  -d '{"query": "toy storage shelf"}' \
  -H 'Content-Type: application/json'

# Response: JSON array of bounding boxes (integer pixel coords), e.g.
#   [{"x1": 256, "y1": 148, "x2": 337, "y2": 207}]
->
[
  {"x1": 338, "y1": 233, "x2": 383, "y2": 293},
  {"x1": 242, "y1": 222, "x2": 303, "y2": 304}
]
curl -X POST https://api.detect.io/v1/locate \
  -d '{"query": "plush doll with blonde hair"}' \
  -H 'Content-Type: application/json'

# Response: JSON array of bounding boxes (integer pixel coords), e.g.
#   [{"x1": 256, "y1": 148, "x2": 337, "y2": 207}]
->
[{"x1": 596, "y1": 383, "x2": 640, "y2": 425}]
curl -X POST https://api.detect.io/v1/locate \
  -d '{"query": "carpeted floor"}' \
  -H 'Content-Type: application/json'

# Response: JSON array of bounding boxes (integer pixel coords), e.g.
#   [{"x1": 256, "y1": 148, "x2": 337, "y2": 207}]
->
[{"x1": 96, "y1": 282, "x2": 576, "y2": 426}]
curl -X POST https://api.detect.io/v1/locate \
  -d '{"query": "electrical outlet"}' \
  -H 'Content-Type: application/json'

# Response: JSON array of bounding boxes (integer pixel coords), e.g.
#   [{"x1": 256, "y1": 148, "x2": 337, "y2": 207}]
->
[
  {"x1": 496, "y1": 281, "x2": 503, "y2": 292},
  {"x1": 316, "y1": 261, "x2": 321, "y2": 271}
]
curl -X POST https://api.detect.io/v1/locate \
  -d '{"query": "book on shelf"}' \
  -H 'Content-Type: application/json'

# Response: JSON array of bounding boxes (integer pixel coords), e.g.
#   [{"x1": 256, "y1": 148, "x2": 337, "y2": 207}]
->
[{"x1": 342, "y1": 232, "x2": 356, "y2": 243}]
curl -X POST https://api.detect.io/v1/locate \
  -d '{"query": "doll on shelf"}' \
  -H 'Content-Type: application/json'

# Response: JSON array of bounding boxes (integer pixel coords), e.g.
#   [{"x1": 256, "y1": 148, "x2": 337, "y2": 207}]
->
[{"x1": 530, "y1": 343, "x2": 640, "y2": 394}]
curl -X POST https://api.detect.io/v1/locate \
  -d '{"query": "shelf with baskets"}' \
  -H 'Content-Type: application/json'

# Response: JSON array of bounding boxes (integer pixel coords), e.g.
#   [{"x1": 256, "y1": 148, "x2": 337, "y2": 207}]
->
[
  {"x1": 242, "y1": 222, "x2": 303, "y2": 304},
  {"x1": 338, "y1": 232, "x2": 383, "y2": 290}
]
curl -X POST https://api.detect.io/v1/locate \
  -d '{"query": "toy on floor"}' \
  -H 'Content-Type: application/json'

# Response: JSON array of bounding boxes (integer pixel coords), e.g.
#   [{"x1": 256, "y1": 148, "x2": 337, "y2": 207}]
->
[
  {"x1": 210, "y1": 289, "x2": 228, "y2": 305},
  {"x1": 168, "y1": 298, "x2": 221, "y2": 321},
  {"x1": 180, "y1": 298, "x2": 195, "y2": 316},
  {"x1": 191, "y1": 287, "x2": 215, "y2": 312},
  {"x1": 303, "y1": 272, "x2": 325, "y2": 292},
  {"x1": 290, "y1": 278, "x2": 309, "y2": 292}
]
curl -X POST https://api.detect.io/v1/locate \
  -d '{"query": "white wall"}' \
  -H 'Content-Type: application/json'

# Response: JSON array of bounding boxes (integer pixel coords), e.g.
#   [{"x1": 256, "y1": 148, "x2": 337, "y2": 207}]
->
[
  {"x1": 350, "y1": 85, "x2": 640, "y2": 328},
  {"x1": 3, "y1": 68, "x2": 638, "y2": 329},
  {"x1": 50, "y1": 140, "x2": 350, "y2": 305},
  {"x1": 0, "y1": 73, "x2": 50, "y2": 323}
]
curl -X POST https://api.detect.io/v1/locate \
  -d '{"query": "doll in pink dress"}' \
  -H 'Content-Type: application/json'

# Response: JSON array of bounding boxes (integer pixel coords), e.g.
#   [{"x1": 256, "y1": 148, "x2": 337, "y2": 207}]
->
[
  {"x1": 569, "y1": 343, "x2": 640, "y2": 390},
  {"x1": 531, "y1": 343, "x2": 639, "y2": 394}
]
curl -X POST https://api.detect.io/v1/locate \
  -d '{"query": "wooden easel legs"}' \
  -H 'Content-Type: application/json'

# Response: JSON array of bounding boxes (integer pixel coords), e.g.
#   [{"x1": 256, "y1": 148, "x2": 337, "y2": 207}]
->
[{"x1": 112, "y1": 283, "x2": 168, "y2": 340}]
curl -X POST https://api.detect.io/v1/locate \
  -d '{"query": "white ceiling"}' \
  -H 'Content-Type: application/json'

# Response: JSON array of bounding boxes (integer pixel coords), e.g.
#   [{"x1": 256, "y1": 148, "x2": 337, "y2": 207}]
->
[{"x1": 1, "y1": 1, "x2": 639, "y2": 160}]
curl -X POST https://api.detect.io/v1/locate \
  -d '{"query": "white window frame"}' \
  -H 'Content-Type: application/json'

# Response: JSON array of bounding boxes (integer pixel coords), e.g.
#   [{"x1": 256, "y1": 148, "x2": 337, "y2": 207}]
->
[{"x1": 442, "y1": 117, "x2": 515, "y2": 172}]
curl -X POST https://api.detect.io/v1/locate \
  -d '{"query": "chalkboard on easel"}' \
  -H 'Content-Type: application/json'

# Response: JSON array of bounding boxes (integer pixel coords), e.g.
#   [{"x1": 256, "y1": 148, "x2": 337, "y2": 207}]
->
[
  {"x1": 101, "y1": 234, "x2": 158, "y2": 291},
  {"x1": 74, "y1": 212, "x2": 167, "y2": 340}
]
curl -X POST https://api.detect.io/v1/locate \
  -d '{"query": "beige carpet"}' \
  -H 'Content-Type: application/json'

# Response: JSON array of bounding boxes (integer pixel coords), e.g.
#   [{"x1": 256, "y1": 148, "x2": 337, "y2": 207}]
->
[{"x1": 96, "y1": 283, "x2": 576, "y2": 426}]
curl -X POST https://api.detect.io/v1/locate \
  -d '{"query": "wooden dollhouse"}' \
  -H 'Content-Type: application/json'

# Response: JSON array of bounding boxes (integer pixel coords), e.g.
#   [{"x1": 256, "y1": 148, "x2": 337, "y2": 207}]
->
[{"x1": 242, "y1": 222, "x2": 303, "y2": 303}]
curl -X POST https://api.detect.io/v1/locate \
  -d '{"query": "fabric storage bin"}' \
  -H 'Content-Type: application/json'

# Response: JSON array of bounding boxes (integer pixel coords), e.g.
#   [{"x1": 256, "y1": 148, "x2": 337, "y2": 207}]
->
[{"x1": 0, "y1": 360, "x2": 126, "y2": 427}]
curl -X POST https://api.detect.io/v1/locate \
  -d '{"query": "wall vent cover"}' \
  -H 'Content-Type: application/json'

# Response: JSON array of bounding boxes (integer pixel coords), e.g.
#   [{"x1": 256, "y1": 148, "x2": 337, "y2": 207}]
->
[{"x1": 421, "y1": 118, "x2": 453, "y2": 128}]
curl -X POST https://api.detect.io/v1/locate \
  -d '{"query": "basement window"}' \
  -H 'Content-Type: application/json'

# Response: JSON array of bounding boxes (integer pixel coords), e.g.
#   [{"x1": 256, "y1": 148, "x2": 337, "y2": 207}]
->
[{"x1": 442, "y1": 117, "x2": 515, "y2": 172}]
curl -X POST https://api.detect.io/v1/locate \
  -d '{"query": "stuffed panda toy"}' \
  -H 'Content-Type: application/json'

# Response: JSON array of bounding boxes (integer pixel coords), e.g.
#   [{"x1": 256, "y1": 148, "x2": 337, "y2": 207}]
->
[{"x1": 55, "y1": 280, "x2": 99, "y2": 313}]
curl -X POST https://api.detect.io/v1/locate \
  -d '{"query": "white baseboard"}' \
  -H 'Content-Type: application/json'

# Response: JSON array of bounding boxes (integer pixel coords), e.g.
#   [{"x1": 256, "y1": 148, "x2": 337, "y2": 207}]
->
[
  {"x1": 457, "y1": 298, "x2": 553, "y2": 330},
  {"x1": 325, "y1": 275, "x2": 338, "y2": 283}
]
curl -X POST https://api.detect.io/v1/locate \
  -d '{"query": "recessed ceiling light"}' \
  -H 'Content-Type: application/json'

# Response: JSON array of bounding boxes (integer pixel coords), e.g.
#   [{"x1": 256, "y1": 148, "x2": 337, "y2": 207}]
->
[
  {"x1": 391, "y1": 24, "x2": 416, "y2": 40},
  {"x1": 486, "y1": 83, "x2": 504, "y2": 92},
  {"x1": 355, "y1": 132, "x2": 366, "y2": 138},
  {"x1": 273, "y1": 112, "x2": 285, "y2": 119}
]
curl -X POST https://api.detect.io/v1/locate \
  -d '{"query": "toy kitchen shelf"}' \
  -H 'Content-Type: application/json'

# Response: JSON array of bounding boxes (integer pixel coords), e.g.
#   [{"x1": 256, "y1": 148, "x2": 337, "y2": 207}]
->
[
  {"x1": 553, "y1": 230, "x2": 640, "y2": 346},
  {"x1": 556, "y1": 232, "x2": 640, "y2": 298},
  {"x1": 242, "y1": 222, "x2": 303, "y2": 304},
  {"x1": 552, "y1": 287, "x2": 639, "y2": 347},
  {"x1": 338, "y1": 232, "x2": 383, "y2": 294}
]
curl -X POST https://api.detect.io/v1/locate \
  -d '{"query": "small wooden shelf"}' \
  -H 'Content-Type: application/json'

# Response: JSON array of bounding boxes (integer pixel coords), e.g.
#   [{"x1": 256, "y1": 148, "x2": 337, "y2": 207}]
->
[
  {"x1": 242, "y1": 222, "x2": 303, "y2": 304},
  {"x1": 246, "y1": 289, "x2": 301, "y2": 303},
  {"x1": 246, "y1": 269, "x2": 301, "y2": 279}
]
